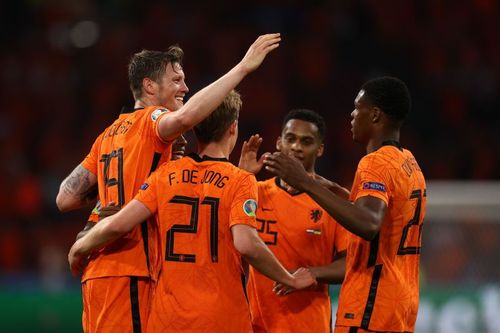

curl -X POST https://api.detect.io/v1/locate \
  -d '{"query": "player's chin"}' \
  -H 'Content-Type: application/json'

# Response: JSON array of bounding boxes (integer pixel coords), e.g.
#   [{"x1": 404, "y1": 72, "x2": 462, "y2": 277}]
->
[{"x1": 172, "y1": 153, "x2": 184, "y2": 160}]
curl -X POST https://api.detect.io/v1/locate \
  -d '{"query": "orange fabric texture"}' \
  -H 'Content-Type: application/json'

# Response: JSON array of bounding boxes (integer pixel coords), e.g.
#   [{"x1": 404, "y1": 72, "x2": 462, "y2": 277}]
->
[
  {"x1": 135, "y1": 154, "x2": 258, "y2": 332},
  {"x1": 247, "y1": 177, "x2": 349, "y2": 333},
  {"x1": 336, "y1": 145, "x2": 426, "y2": 333},
  {"x1": 82, "y1": 277, "x2": 151, "y2": 333},
  {"x1": 334, "y1": 326, "x2": 413, "y2": 333},
  {"x1": 80, "y1": 106, "x2": 172, "y2": 281}
]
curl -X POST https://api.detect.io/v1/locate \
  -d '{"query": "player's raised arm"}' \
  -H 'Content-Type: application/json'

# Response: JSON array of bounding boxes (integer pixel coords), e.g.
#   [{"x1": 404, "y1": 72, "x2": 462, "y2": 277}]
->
[
  {"x1": 157, "y1": 33, "x2": 281, "y2": 141},
  {"x1": 238, "y1": 134, "x2": 269, "y2": 174}
]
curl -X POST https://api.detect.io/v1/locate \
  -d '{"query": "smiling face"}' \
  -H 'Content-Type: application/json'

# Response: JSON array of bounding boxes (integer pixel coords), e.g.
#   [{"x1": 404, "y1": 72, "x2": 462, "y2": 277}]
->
[
  {"x1": 155, "y1": 62, "x2": 189, "y2": 111},
  {"x1": 276, "y1": 119, "x2": 324, "y2": 173},
  {"x1": 351, "y1": 89, "x2": 374, "y2": 144}
]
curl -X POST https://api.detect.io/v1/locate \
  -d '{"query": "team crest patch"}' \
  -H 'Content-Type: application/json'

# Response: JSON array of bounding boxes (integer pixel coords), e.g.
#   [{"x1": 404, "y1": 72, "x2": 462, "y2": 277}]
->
[
  {"x1": 310, "y1": 209, "x2": 323, "y2": 222},
  {"x1": 362, "y1": 181, "x2": 386, "y2": 192},
  {"x1": 140, "y1": 183, "x2": 149, "y2": 190},
  {"x1": 150, "y1": 108, "x2": 168, "y2": 122},
  {"x1": 243, "y1": 199, "x2": 257, "y2": 217}
]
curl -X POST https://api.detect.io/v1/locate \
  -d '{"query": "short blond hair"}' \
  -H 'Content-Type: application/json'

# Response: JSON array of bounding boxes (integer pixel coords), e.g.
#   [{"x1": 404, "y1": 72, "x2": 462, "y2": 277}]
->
[{"x1": 194, "y1": 90, "x2": 242, "y2": 143}]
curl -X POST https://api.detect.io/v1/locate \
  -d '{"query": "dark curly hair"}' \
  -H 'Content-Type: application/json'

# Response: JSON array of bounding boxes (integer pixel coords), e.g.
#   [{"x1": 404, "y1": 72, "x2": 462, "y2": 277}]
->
[
  {"x1": 361, "y1": 76, "x2": 411, "y2": 124},
  {"x1": 282, "y1": 109, "x2": 326, "y2": 142}
]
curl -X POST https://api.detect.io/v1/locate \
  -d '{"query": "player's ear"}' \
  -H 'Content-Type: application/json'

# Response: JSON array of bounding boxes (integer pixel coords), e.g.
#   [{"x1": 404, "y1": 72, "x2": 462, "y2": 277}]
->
[
  {"x1": 142, "y1": 77, "x2": 157, "y2": 96},
  {"x1": 276, "y1": 136, "x2": 282, "y2": 151},
  {"x1": 317, "y1": 143, "x2": 324, "y2": 157},
  {"x1": 229, "y1": 120, "x2": 237, "y2": 135},
  {"x1": 372, "y1": 107, "x2": 382, "y2": 123}
]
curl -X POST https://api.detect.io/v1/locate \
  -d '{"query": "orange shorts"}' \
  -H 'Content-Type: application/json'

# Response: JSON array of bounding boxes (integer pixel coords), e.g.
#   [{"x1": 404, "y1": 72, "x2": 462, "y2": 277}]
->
[
  {"x1": 82, "y1": 276, "x2": 152, "y2": 333},
  {"x1": 335, "y1": 327, "x2": 413, "y2": 333}
]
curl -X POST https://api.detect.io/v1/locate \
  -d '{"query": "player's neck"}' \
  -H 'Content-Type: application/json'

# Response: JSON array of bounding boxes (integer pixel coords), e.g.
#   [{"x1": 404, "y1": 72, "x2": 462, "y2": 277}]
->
[
  {"x1": 366, "y1": 130, "x2": 400, "y2": 154},
  {"x1": 134, "y1": 98, "x2": 151, "y2": 109},
  {"x1": 197, "y1": 142, "x2": 230, "y2": 159},
  {"x1": 134, "y1": 96, "x2": 162, "y2": 109}
]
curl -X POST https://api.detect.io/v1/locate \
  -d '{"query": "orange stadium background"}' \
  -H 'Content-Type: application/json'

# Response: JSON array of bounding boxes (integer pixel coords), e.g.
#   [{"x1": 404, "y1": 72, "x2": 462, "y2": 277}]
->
[{"x1": 0, "y1": 1, "x2": 499, "y2": 332}]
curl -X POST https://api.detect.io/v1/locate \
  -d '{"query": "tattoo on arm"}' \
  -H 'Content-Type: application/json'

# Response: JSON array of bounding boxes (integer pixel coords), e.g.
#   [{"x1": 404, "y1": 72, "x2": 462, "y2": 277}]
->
[{"x1": 61, "y1": 165, "x2": 97, "y2": 203}]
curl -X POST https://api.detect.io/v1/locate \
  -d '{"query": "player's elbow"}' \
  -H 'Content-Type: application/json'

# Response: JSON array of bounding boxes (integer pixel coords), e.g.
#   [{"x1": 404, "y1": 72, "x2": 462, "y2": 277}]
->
[
  {"x1": 234, "y1": 238, "x2": 259, "y2": 259},
  {"x1": 359, "y1": 219, "x2": 381, "y2": 241},
  {"x1": 232, "y1": 225, "x2": 261, "y2": 259},
  {"x1": 56, "y1": 192, "x2": 73, "y2": 212}
]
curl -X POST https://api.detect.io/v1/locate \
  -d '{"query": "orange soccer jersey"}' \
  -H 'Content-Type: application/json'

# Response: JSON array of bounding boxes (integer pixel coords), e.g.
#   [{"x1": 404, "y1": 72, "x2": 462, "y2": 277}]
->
[
  {"x1": 335, "y1": 143, "x2": 426, "y2": 333},
  {"x1": 247, "y1": 177, "x2": 349, "y2": 333},
  {"x1": 80, "y1": 106, "x2": 173, "y2": 280},
  {"x1": 135, "y1": 153, "x2": 259, "y2": 333}
]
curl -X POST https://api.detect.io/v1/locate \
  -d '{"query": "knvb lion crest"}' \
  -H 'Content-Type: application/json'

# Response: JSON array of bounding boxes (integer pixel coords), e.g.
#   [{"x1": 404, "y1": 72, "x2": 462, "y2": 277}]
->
[{"x1": 310, "y1": 209, "x2": 323, "y2": 223}]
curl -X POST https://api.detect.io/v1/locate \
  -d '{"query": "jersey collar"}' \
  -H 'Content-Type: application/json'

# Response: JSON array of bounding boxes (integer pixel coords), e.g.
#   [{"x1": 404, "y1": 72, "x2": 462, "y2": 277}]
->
[
  {"x1": 275, "y1": 177, "x2": 304, "y2": 196},
  {"x1": 120, "y1": 106, "x2": 144, "y2": 114},
  {"x1": 187, "y1": 153, "x2": 229, "y2": 163},
  {"x1": 381, "y1": 139, "x2": 403, "y2": 151}
]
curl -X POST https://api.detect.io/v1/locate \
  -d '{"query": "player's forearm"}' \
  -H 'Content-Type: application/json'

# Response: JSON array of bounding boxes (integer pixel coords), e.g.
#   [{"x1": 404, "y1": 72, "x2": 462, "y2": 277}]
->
[
  {"x1": 242, "y1": 241, "x2": 295, "y2": 288},
  {"x1": 74, "y1": 216, "x2": 124, "y2": 255},
  {"x1": 76, "y1": 222, "x2": 97, "y2": 241},
  {"x1": 309, "y1": 256, "x2": 346, "y2": 284},
  {"x1": 301, "y1": 178, "x2": 380, "y2": 240},
  {"x1": 159, "y1": 65, "x2": 247, "y2": 141}
]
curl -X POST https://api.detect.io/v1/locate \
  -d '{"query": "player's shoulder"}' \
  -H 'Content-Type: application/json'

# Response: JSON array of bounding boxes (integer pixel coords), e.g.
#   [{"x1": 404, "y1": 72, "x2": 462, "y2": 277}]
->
[
  {"x1": 257, "y1": 177, "x2": 276, "y2": 190},
  {"x1": 154, "y1": 157, "x2": 184, "y2": 174},
  {"x1": 136, "y1": 105, "x2": 172, "y2": 122},
  {"x1": 359, "y1": 146, "x2": 402, "y2": 168},
  {"x1": 225, "y1": 162, "x2": 255, "y2": 182}
]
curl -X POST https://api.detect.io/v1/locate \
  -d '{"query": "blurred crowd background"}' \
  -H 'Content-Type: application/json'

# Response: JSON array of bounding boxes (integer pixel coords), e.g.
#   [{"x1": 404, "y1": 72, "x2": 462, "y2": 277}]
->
[{"x1": 0, "y1": 0, "x2": 499, "y2": 332}]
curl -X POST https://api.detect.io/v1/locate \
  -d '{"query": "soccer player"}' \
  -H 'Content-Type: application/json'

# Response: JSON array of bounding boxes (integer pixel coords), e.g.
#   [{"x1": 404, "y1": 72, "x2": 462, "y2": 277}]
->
[
  {"x1": 238, "y1": 109, "x2": 349, "y2": 333},
  {"x1": 68, "y1": 90, "x2": 317, "y2": 332},
  {"x1": 77, "y1": 134, "x2": 188, "y2": 240},
  {"x1": 264, "y1": 77, "x2": 427, "y2": 333},
  {"x1": 56, "y1": 33, "x2": 281, "y2": 333}
]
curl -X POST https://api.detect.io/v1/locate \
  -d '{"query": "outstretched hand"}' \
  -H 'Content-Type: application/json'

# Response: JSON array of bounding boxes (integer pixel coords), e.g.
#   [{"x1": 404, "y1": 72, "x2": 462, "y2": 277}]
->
[
  {"x1": 238, "y1": 134, "x2": 269, "y2": 174},
  {"x1": 263, "y1": 152, "x2": 310, "y2": 191},
  {"x1": 239, "y1": 33, "x2": 281, "y2": 74},
  {"x1": 273, "y1": 267, "x2": 317, "y2": 296}
]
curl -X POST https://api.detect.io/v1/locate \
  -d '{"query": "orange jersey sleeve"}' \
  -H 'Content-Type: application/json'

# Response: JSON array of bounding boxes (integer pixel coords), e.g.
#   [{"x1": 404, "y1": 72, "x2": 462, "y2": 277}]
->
[
  {"x1": 151, "y1": 108, "x2": 175, "y2": 143},
  {"x1": 350, "y1": 153, "x2": 390, "y2": 205},
  {"x1": 139, "y1": 154, "x2": 256, "y2": 332},
  {"x1": 80, "y1": 106, "x2": 174, "y2": 282},
  {"x1": 336, "y1": 145, "x2": 426, "y2": 332},
  {"x1": 247, "y1": 177, "x2": 350, "y2": 333},
  {"x1": 81, "y1": 132, "x2": 104, "y2": 176}
]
